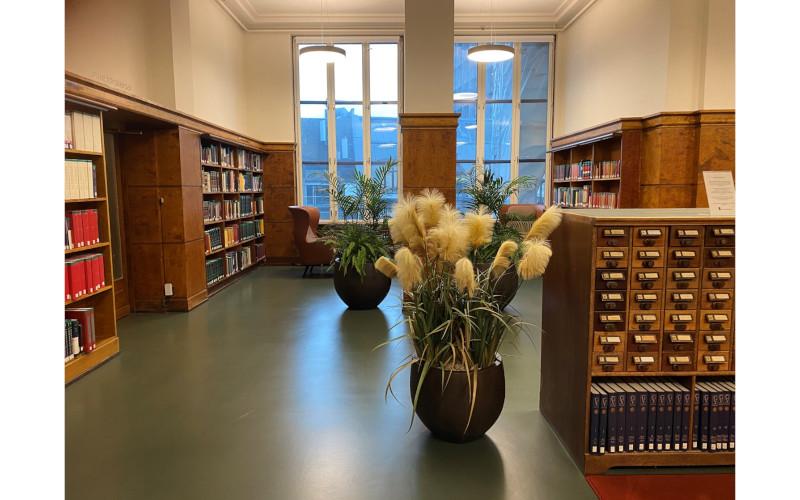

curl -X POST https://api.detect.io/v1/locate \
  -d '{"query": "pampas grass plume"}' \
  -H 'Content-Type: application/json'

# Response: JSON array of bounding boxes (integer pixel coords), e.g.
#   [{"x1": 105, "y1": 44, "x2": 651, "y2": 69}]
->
[
  {"x1": 416, "y1": 188, "x2": 446, "y2": 229},
  {"x1": 389, "y1": 194, "x2": 426, "y2": 250},
  {"x1": 525, "y1": 205, "x2": 563, "y2": 242},
  {"x1": 454, "y1": 257, "x2": 477, "y2": 296},
  {"x1": 428, "y1": 217, "x2": 469, "y2": 263},
  {"x1": 395, "y1": 247, "x2": 422, "y2": 291},
  {"x1": 463, "y1": 206, "x2": 494, "y2": 249},
  {"x1": 490, "y1": 240, "x2": 518, "y2": 278},
  {"x1": 518, "y1": 240, "x2": 553, "y2": 280},
  {"x1": 375, "y1": 256, "x2": 398, "y2": 278}
]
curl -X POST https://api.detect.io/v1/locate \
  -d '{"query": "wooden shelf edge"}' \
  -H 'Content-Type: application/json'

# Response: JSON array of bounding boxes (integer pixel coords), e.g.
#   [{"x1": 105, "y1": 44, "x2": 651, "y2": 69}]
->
[
  {"x1": 592, "y1": 370, "x2": 735, "y2": 377},
  {"x1": 65, "y1": 285, "x2": 113, "y2": 305},
  {"x1": 65, "y1": 148, "x2": 103, "y2": 157},
  {"x1": 65, "y1": 242, "x2": 110, "y2": 255},
  {"x1": 65, "y1": 336, "x2": 120, "y2": 384},
  {"x1": 584, "y1": 450, "x2": 735, "y2": 475},
  {"x1": 65, "y1": 197, "x2": 107, "y2": 203}
]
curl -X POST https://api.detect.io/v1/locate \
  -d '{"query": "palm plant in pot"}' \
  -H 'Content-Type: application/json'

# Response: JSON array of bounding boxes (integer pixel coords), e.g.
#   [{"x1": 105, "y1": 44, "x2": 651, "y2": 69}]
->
[
  {"x1": 320, "y1": 159, "x2": 395, "y2": 310},
  {"x1": 459, "y1": 169, "x2": 535, "y2": 309},
  {"x1": 374, "y1": 189, "x2": 562, "y2": 442}
]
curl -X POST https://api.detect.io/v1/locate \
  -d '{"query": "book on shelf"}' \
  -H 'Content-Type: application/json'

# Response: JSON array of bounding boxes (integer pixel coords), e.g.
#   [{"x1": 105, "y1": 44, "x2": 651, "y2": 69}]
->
[
  {"x1": 552, "y1": 186, "x2": 617, "y2": 209},
  {"x1": 256, "y1": 219, "x2": 264, "y2": 237},
  {"x1": 224, "y1": 224, "x2": 239, "y2": 247},
  {"x1": 254, "y1": 242, "x2": 265, "y2": 262},
  {"x1": 220, "y1": 145, "x2": 234, "y2": 167},
  {"x1": 202, "y1": 142, "x2": 220, "y2": 164},
  {"x1": 222, "y1": 170, "x2": 237, "y2": 192},
  {"x1": 204, "y1": 227, "x2": 223, "y2": 253},
  {"x1": 588, "y1": 379, "x2": 695, "y2": 455},
  {"x1": 553, "y1": 160, "x2": 592, "y2": 181},
  {"x1": 224, "y1": 198, "x2": 241, "y2": 219},
  {"x1": 203, "y1": 200, "x2": 222, "y2": 222},
  {"x1": 205, "y1": 257, "x2": 225, "y2": 286},
  {"x1": 255, "y1": 196, "x2": 264, "y2": 214},
  {"x1": 65, "y1": 307, "x2": 96, "y2": 361},
  {"x1": 203, "y1": 170, "x2": 222, "y2": 193},
  {"x1": 695, "y1": 380, "x2": 735, "y2": 453},
  {"x1": 65, "y1": 209, "x2": 100, "y2": 249},
  {"x1": 65, "y1": 110, "x2": 102, "y2": 153},
  {"x1": 65, "y1": 254, "x2": 106, "y2": 301},
  {"x1": 590, "y1": 192, "x2": 618, "y2": 209},
  {"x1": 65, "y1": 159, "x2": 98, "y2": 200},
  {"x1": 237, "y1": 150, "x2": 263, "y2": 171},
  {"x1": 240, "y1": 194, "x2": 254, "y2": 217},
  {"x1": 594, "y1": 160, "x2": 621, "y2": 179}
]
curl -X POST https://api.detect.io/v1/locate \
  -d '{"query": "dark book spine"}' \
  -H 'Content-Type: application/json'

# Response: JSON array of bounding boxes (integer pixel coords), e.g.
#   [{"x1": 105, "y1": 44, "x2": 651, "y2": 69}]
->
[
  {"x1": 656, "y1": 392, "x2": 666, "y2": 451},
  {"x1": 590, "y1": 391, "x2": 600, "y2": 454},
  {"x1": 638, "y1": 392, "x2": 648, "y2": 451},
  {"x1": 617, "y1": 391, "x2": 627, "y2": 453},
  {"x1": 672, "y1": 389, "x2": 682, "y2": 450},
  {"x1": 729, "y1": 388, "x2": 735, "y2": 450},
  {"x1": 721, "y1": 390, "x2": 731, "y2": 451},
  {"x1": 608, "y1": 393, "x2": 617, "y2": 453},
  {"x1": 664, "y1": 390, "x2": 674, "y2": 450},
  {"x1": 627, "y1": 391, "x2": 637, "y2": 452},
  {"x1": 599, "y1": 392, "x2": 609, "y2": 454},
  {"x1": 681, "y1": 388, "x2": 690, "y2": 450},
  {"x1": 693, "y1": 389, "x2": 701, "y2": 449},
  {"x1": 647, "y1": 390, "x2": 658, "y2": 451},
  {"x1": 701, "y1": 390, "x2": 711, "y2": 451},
  {"x1": 710, "y1": 391, "x2": 719, "y2": 452}
]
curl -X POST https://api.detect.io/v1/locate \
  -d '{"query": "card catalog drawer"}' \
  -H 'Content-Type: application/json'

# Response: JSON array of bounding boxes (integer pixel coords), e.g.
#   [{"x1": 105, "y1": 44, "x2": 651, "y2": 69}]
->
[
  {"x1": 700, "y1": 310, "x2": 732, "y2": 331},
  {"x1": 700, "y1": 290, "x2": 734, "y2": 310},
  {"x1": 595, "y1": 291, "x2": 627, "y2": 311},
  {"x1": 631, "y1": 247, "x2": 665, "y2": 268},
  {"x1": 595, "y1": 247, "x2": 628, "y2": 269},
  {"x1": 662, "y1": 353, "x2": 696, "y2": 372},
  {"x1": 593, "y1": 332, "x2": 625, "y2": 353},
  {"x1": 628, "y1": 311, "x2": 662, "y2": 332},
  {"x1": 593, "y1": 353, "x2": 625, "y2": 373},
  {"x1": 665, "y1": 290, "x2": 698, "y2": 310},
  {"x1": 700, "y1": 331, "x2": 732, "y2": 351},
  {"x1": 628, "y1": 332, "x2": 660, "y2": 352},
  {"x1": 630, "y1": 291, "x2": 663, "y2": 311},
  {"x1": 595, "y1": 270, "x2": 627, "y2": 290},
  {"x1": 705, "y1": 247, "x2": 735, "y2": 268},
  {"x1": 594, "y1": 312, "x2": 626, "y2": 332},
  {"x1": 664, "y1": 310, "x2": 697, "y2": 332},
  {"x1": 662, "y1": 332, "x2": 696, "y2": 352},
  {"x1": 597, "y1": 227, "x2": 630, "y2": 247},
  {"x1": 666, "y1": 268, "x2": 700, "y2": 290},
  {"x1": 698, "y1": 351, "x2": 731, "y2": 372},
  {"x1": 667, "y1": 247, "x2": 702, "y2": 268},
  {"x1": 670, "y1": 226, "x2": 704, "y2": 247},
  {"x1": 633, "y1": 226, "x2": 667, "y2": 247},
  {"x1": 701, "y1": 268, "x2": 735, "y2": 290},
  {"x1": 626, "y1": 352, "x2": 660, "y2": 372},
  {"x1": 705, "y1": 226, "x2": 735, "y2": 247},
  {"x1": 630, "y1": 270, "x2": 664, "y2": 291}
]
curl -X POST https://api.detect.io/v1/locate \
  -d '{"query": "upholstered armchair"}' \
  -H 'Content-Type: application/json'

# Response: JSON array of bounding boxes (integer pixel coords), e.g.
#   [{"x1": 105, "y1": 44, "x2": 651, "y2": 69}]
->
[
  {"x1": 288, "y1": 206, "x2": 334, "y2": 277},
  {"x1": 500, "y1": 204, "x2": 546, "y2": 236}
]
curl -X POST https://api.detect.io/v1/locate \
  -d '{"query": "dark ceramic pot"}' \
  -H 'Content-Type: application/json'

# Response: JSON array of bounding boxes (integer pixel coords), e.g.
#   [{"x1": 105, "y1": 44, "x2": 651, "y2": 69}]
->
[
  {"x1": 333, "y1": 263, "x2": 391, "y2": 310},
  {"x1": 477, "y1": 262, "x2": 520, "y2": 310},
  {"x1": 409, "y1": 356, "x2": 505, "y2": 443}
]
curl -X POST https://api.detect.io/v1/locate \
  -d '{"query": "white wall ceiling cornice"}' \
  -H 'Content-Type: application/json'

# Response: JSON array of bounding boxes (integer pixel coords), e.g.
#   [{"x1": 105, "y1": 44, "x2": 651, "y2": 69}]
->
[{"x1": 216, "y1": 0, "x2": 596, "y2": 33}]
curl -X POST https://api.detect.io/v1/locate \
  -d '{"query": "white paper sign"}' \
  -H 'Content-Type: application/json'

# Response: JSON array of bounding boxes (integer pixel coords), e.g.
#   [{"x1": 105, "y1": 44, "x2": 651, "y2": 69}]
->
[{"x1": 703, "y1": 171, "x2": 735, "y2": 216}]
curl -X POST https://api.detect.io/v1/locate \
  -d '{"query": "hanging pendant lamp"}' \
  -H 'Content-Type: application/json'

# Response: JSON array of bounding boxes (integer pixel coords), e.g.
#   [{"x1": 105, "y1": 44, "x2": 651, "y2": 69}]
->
[
  {"x1": 300, "y1": 0, "x2": 345, "y2": 64},
  {"x1": 467, "y1": 0, "x2": 514, "y2": 63}
]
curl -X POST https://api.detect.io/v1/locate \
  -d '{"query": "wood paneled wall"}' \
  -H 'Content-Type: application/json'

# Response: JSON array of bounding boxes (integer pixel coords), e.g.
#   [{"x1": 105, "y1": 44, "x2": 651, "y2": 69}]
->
[
  {"x1": 262, "y1": 147, "x2": 299, "y2": 265},
  {"x1": 400, "y1": 113, "x2": 459, "y2": 204}
]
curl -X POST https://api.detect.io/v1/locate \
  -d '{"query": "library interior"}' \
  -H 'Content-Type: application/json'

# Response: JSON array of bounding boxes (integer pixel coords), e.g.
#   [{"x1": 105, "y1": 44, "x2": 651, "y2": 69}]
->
[{"x1": 15, "y1": 0, "x2": 774, "y2": 498}]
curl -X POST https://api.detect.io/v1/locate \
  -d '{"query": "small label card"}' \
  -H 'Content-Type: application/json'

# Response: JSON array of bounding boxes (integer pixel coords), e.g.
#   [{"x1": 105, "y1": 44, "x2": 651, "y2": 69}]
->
[{"x1": 703, "y1": 171, "x2": 735, "y2": 215}]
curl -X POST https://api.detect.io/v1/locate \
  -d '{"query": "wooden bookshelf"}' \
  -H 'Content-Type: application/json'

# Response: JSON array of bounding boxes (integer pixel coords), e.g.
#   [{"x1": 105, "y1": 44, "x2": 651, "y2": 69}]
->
[
  {"x1": 64, "y1": 100, "x2": 119, "y2": 383},
  {"x1": 540, "y1": 209, "x2": 735, "y2": 474},
  {"x1": 201, "y1": 137, "x2": 266, "y2": 290}
]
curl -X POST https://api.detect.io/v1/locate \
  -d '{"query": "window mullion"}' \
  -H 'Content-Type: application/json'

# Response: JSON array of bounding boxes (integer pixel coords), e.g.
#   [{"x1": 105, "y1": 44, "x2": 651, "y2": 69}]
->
[
  {"x1": 510, "y1": 42, "x2": 522, "y2": 204},
  {"x1": 326, "y1": 60, "x2": 337, "y2": 221},
  {"x1": 362, "y1": 42, "x2": 371, "y2": 179},
  {"x1": 476, "y1": 62, "x2": 486, "y2": 182}
]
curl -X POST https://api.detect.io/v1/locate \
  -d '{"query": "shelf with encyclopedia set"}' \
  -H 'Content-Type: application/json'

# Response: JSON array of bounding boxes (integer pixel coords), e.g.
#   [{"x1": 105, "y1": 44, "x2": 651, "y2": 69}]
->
[
  {"x1": 64, "y1": 99, "x2": 119, "y2": 383},
  {"x1": 540, "y1": 208, "x2": 735, "y2": 474}
]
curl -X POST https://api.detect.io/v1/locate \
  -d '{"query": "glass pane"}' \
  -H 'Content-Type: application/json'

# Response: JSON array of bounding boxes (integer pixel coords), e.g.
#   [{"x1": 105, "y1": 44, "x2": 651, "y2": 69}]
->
[
  {"x1": 520, "y1": 42, "x2": 549, "y2": 100},
  {"x1": 370, "y1": 104, "x2": 398, "y2": 162},
  {"x1": 334, "y1": 44, "x2": 363, "y2": 102},
  {"x1": 298, "y1": 45, "x2": 328, "y2": 101},
  {"x1": 455, "y1": 102, "x2": 477, "y2": 161},
  {"x1": 484, "y1": 103, "x2": 513, "y2": 161},
  {"x1": 455, "y1": 162, "x2": 475, "y2": 212},
  {"x1": 336, "y1": 164, "x2": 364, "y2": 219},
  {"x1": 374, "y1": 161, "x2": 399, "y2": 217},
  {"x1": 453, "y1": 43, "x2": 478, "y2": 100},
  {"x1": 300, "y1": 104, "x2": 329, "y2": 162},
  {"x1": 519, "y1": 102, "x2": 547, "y2": 160},
  {"x1": 369, "y1": 44, "x2": 398, "y2": 101},
  {"x1": 485, "y1": 163, "x2": 511, "y2": 184},
  {"x1": 334, "y1": 104, "x2": 363, "y2": 162},
  {"x1": 302, "y1": 163, "x2": 330, "y2": 220},
  {"x1": 485, "y1": 42, "x2": 514, "y2": 101},
  {"x1": 518, "y1": 161, "x2": 546, "y2": 204}
]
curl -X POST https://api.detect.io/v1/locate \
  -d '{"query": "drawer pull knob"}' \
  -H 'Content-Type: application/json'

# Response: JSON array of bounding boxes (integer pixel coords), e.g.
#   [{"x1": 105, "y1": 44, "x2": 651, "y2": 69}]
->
[
  {"x1": 643, "y1": 260, "x2": 654, "y2": 268},
  {"x1": 606, "y1": 260, "x2": 617, "y2": 268},
  {"x1": 604, "y1": 302, "x2": 617, "y2": 310}
]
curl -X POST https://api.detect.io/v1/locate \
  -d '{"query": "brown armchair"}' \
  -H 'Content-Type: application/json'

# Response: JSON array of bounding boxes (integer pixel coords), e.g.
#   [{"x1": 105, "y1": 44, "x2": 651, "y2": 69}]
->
[
  {"x1": 288, "y1": 206, "x2": 334, "y2": 277},
  {"x1": 500, "y1": 204, "x2": 546, "y2": 236}
]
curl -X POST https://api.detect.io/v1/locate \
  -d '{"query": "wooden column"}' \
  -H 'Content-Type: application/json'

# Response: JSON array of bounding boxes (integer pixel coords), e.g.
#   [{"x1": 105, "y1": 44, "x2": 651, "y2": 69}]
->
[
  {"x1": 262, "y1": 144, "x2": 299, "y2": 265},
  {"x1": 399, "y1": 113, "x2": 460, "y2": 204},
  {"x1": 694, "y1": 111, "x2": 735, "y2": 207}
]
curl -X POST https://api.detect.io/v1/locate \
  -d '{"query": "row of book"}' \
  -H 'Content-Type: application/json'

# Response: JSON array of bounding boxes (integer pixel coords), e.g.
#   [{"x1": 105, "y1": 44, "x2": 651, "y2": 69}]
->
[
  {"x1": 694, "y1": 380, "x2": 735, "y2": 452},
  {"x1": 65, "y1": 159, "x2": 98, "y2": 200},
  {"x1": 65, "y1": 110, "x2": 102, "y2": 152},
  {"x1": 554, "y1": 160, "x2": 592, "y2": 181},
  {"x1": 65, "y1": 209, "x2": 100, "y2": 249},
  {"x1": 203, "y1": 198, "x2": 264, "y2": 222},
  {"x1": 590, "y1": 192, "x2": 618, "y2": 208},
  {"x1": 589, "y1": 379, "x2": 691, "y2": 454},
  {"x1": 206, "y1": 257, "x2": 225, "y2": 286},
  {"x1": 202, "y1": 143, "x2": 221, "y2": 165},
  {"x1": 65, "y1": 254, "x2": 106, "y2": 301},
  {"x1": 65, "y1": 308, "x2": 97, "y2": 362},
  {"x1": 226, "y1": 247, "x2": 252, "y2": 276},
  {"x1": 203, "y1": 200, "x2": 223, "y2": 222},
  {"x1": 237, "y1": 150, "x2": 263, "y2": 171},
  {"x1": 204, "y1": 227, "x2": 223, "y2": 254},
  {"x1": 224, "y1": 221, "x2": 262, "y2": 246},
  {"x1": 202, "y1": 170, "x2": 264, "y2": 193},
  {"x1": 553, "y1": 186, "x2": 618, "y2": 208},
  {"x1": 206, "y1": 244, "x2": 265, "y2": 286},
  {"x1": 594, "y1": 160, "x2": 621, "y2": 179}
]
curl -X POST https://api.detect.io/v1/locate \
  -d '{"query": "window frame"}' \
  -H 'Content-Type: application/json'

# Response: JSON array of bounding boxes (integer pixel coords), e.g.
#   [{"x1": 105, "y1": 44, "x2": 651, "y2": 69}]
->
[
  {"x1": 454, "y1": 35, "x2": 555, "y2": 205},
  {"x1": 293, "y1": 36, "x2": 404, "y2": 222}
]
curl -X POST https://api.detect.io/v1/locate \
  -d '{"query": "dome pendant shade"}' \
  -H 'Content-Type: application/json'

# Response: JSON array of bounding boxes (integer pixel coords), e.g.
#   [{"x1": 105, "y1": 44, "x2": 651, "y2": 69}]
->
[
  {"x1": 299, "y1": 45, "x2": 346, "y2": 64},
  {"x1": 467, "y1": 44, "x2": 514, "y2": 63}
]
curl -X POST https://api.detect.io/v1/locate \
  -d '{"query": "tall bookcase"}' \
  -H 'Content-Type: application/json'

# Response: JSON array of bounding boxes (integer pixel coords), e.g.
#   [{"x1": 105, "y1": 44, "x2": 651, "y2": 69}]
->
[
  {"x1": 201, "y1": 137, "x2": 266, "y2": 294},
  {"x1": 65, "y1": 100, "x2": 119, "y2": 383}
]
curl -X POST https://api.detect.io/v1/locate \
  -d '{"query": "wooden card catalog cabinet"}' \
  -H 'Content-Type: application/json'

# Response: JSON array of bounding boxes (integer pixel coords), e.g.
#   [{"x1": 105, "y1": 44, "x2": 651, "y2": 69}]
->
[{"x1": 541, "y1": 209, "x2": 734, "y2": 474}]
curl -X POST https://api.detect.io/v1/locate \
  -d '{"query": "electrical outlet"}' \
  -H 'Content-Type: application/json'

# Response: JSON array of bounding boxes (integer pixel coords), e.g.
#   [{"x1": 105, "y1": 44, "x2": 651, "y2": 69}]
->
[{"x1": 164, "y1": 283, "x2": 173, "y2": 296}]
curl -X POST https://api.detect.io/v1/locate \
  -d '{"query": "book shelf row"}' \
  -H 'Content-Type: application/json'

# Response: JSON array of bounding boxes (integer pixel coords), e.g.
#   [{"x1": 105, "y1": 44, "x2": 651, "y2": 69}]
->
[
  {"x1": 203, "y1": 196, "x2": 263, "y2": 222},
  {"x1": 65, "y1": 308, "x2": 97, "y2": 364},
  {"x1": 65, "y1": 109, "x2": 103, "y2": 153},
  {"x1": 201, "y1": 142, "x2": 264, "y2": 172},
  {"x1": 65, "y1": 159, "x2": 99, "y2": 200},
  {"x1": 553, "y1": 186, "x2": 618, "y2": 208},
  {"x1": 206, "y1": 243, "x2": 265, "y2": 287},
  {"x1": 554, "y1": 160, "x2": 621, "y2": 182},
  {"x1": 202, "y1": 169, "x2": 263, "y2": 193},
  {"x1": 204, "y1": 221, "x2": 264, "y2": 254},
  {"x1": 65, "y1": 209, "x2": 100, "y2": 250}
]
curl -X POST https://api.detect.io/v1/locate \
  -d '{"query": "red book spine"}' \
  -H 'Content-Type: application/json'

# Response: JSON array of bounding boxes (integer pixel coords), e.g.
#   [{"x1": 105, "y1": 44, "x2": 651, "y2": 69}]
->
[
  {"x1": 66, "y1": 310, "x2": 95, "y2": 353},
  {"x1": 92, "y1": 255, "x2": 101, "y2": 290},
  {"x1": 91, "y1": 209, "x2": 99, "y2": 244},
  {"x1": 82, "y1": 257, "x2": 93, "y2": 293},
  {"x1": 67, "y1": 260, "x2": 83, "y2": 298},
  {"x1": 65, "y1": 264, "x2": 71, "y2": 301},
  {"x1": 81, "y1": 210, "x2": 92, "y2": 247},
  {"x1": 69, "y1": 211, "x2": 84, "y2": 247},
  {"x1": 98, "y1": 254, "x2": 106, "y2": 287}
]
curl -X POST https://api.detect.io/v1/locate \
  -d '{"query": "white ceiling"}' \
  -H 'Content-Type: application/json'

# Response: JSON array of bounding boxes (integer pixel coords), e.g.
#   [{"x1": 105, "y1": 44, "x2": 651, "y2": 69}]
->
[{"x1": 217, "y1": 0, "x2": 595, "y2": 32}]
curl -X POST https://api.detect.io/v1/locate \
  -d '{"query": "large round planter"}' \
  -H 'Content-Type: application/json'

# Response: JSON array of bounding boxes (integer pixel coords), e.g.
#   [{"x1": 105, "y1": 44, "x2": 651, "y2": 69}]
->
[
  {"x1": 333, "y1": 263, "x2": 391, "y2": 310},
  {"x1": 409, "y1": 356, "x2": 505, "y2": 443},
  {"x1": 477, "y1": 262, "x2": 520, "y2": 310}
]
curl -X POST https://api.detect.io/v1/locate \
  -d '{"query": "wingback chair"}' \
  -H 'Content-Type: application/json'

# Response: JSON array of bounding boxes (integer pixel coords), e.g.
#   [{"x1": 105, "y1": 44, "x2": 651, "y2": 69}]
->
[{"x1": 288, "y1": 206, "x2": 334, "y2": 277}]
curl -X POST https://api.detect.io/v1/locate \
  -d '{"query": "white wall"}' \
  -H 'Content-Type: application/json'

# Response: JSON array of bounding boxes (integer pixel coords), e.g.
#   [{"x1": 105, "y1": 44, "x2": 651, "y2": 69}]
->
[
  {"x1": 244, "y1": 33, "x2": 296, "y2": 143},
  {"x1": 404, "y1": 0, "x2": 454, "y2": 113}
]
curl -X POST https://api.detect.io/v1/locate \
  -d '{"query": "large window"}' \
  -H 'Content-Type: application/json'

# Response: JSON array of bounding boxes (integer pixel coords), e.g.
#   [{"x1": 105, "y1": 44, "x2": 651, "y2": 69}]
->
[
  {"x1": 296, "y1": 40, "x2": 401, "y2": 220},
  {"x1": 454, "y1": 39, "x2": 552, "y2": 209}
]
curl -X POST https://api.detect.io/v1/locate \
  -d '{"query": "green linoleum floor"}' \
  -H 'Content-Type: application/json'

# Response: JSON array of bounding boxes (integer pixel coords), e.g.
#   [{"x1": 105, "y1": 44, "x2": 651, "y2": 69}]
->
[{"x1": 66, "y1": 266, "x2": 595, "y2": 500}]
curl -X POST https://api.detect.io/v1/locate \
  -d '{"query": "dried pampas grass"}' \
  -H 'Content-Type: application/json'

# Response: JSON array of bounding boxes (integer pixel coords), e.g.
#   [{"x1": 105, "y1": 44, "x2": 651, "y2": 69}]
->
[
  {"x1": 518, "y1": 240, "x2": 553, "y2": 280},
  {"x1": 416, "y1": 188, "x2": 446, "y2": 229},
  {"x1": 389, "y1": 194, "x2": 426, "y2": 250},
  {"x1": 428, "y1": 217, "x2": 469, "y2": 263},
  {"x1": 525, "y1": 205, "x2": 562, "y2": 242},
  {"x1": 463, "y1": 206, "x2": 494, "y2": 249},
  {"x1": 454, "y1": 258, "x2": 477, "y2": 296},
  {"x1": 375, "y1": 256, "x2": 398, "y2": 278},
  {"x1": 490, "y1": 240, "x2": 518, "y2": 278},
  {"x1": 395, "y1": 247, "x2": 422, "y2": 291}
]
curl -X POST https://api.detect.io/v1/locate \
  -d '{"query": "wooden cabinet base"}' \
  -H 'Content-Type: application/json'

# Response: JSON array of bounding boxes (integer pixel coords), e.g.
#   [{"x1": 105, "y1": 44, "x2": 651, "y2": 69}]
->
[
  {"x1": 65, "y1": 337, "x2": 120, "y2": 384},
  {"x1": 584, "y1": 451, "x2": 735, "y2": 475}
]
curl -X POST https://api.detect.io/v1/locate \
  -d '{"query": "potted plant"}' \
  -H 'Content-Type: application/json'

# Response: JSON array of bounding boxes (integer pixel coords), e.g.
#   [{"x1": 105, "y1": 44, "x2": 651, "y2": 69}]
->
[
  {"x1": 375, "y1": 189, "x2": 562, "y2": 442},
  {"x1": 458, "y1": 169, "x2": 536, "y2": 309},
  {"x1": 321, "y1": 159, "x2": 395, "y2": 310}
]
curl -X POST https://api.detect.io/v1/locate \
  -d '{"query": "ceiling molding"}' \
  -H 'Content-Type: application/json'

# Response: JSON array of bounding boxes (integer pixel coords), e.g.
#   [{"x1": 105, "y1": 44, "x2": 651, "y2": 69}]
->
[{"x1": 216, "y1": 0, "x2": 595, "y2": 33}]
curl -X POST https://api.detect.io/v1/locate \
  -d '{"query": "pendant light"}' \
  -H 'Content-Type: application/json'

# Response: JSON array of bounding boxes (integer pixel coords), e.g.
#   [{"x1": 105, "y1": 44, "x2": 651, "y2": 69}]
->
[
  {"x1": 467, "y1": 0, "x2": 514, "y2": 63},
  {"x1": 300, "y1": 0, "x2": 345, "y2": 64}
]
